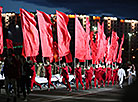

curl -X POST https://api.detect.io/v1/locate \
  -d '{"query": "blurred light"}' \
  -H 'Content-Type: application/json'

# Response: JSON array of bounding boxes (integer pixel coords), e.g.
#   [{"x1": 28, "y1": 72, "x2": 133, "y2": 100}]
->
[
  {"x1": 128, "y1": 33, "x2": 132, "y2": 37},
  {"x1": 68, "y1": 15, "x2": 75, "y2": 18},
  {"x1": 120, "y1": 19, "x2": 124, "y2": 23},
  {"x1": 16, "y1": 25, "x2": 19, "y2": 29},
  {"x1": 132, "y1": 56, "x2": 135, "y2": 59},
  {"x1": 93, "y1": 16, "x2": 96, "y2": 20},
  {"x1": 122, "y1": 48, "x2": 124, "y2": 50},
  {"x1": 104, "y1": 17, "x2": 108, "y2": 20},
  {"x1": 132, "y1": 49, "x2": 134, "y2": 51}
]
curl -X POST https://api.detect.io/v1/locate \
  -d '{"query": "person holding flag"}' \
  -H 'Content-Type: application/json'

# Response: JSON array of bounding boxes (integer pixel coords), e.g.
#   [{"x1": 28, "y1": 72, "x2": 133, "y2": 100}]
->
[
  {"x1": 85, "y1": 64, "x2": 93, "y2": 90},
  {"x1": 61, "y1": 62, "x2": 72, "y2": 92},
  {"x1": 75, "y1": 63, "x2": 85, "y2": 90},
  {"x1": 44, "y1": 60, "x2": 56, "y2": 91}
]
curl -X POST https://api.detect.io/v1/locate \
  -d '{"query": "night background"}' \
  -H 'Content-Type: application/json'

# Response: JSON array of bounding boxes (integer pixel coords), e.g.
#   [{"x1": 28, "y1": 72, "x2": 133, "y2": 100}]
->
[{"x1": 0, "y1": 0, "x2": 138, "y2": 18}]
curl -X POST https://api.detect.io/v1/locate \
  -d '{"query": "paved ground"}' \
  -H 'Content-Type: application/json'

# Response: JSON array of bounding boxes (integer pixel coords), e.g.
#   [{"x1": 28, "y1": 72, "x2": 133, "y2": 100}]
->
[{"x1": 0, "y1": 80, "x2": 138, "y2": 102}]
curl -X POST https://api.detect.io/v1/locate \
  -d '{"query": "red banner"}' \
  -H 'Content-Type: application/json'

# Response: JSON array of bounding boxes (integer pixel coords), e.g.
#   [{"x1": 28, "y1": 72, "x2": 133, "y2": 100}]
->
[
  {"x1": 117, "y1": 34, "x2": 124, "y2": 63},
  {"x1": 20, "y1": 8, "x2": 39, "y2": 57},
  {"x1": 75, "y1": 15, "x2": 87, "y2": 60},
  {"x1": 56, "y1": 10, "x2": 71, "y2": 57},
  {"x1": 37, "y1": 10, "x2": 53, "y2": 60}
]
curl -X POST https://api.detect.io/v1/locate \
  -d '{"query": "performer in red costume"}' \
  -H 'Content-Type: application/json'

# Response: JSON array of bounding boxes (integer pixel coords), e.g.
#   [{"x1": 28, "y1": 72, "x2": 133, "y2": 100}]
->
[
  {"x1": 106, "y1": 65, "x2": 112, "y2": 86},
  {"x1": 94, "y1": 65, "x2": 102, "y2": 88},
  {"x1": 44, "y1": 60, "x2": 56, "y2": 91},
  {"x1": 61, "y1": 62, "x2": 72, "y2": 92},
  {"x1": 85, "y1": 65, "x2": 93, "y2": 90},
  {"x1": 75, "y1": 63, "x2": 85, "y2": 90},
  {"x1": 99, "y1": 65, "x2": 106, "y2": 87},
  {"x1": 112, "y1": 66, "x2": 119, "y2": 85},
  {"x1": 30, "y1": 61, "x2": 42, "y2": 91}
]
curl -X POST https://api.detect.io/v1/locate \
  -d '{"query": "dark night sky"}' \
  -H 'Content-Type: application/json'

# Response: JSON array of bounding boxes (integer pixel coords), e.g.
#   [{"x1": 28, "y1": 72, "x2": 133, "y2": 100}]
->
[{"x1": 0, "y1": 0, "x2": 138, "y2": 19}]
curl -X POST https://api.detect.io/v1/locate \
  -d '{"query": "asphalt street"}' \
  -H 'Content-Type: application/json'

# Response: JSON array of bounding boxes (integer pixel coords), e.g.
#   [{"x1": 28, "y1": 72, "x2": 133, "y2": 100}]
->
[
  {"x1": 0, "y1": 79, "x2": 138, "y2": 102},
  {"x1": 0, "y1": 83, "x2": 133, "y2": 102}
]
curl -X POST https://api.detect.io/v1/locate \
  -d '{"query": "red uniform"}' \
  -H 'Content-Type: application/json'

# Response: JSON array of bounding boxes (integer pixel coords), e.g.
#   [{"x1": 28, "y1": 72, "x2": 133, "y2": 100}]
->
[
  {"x1": 85, "y1": 67, "x2": 93, "y2": 89},
  {"x1": 75, "y1": 67, "x2": 84, "y2": 90},
  {"x1": 44, "y1": 65, "x2": 56, "y2": 89},
  {"x1": 94, "y1": 68, "x2": 102, "y2": 88},
  {"x1": 31, "y1": 65, "x2": 41, "y2": 90},
  {"x1": 61, "y1": 66, "x2": 71, "y2": 91},
  {"x1": 106, "y1": 67, "x2": 112, "y2": 86},
  {"x1": 99, "y1": 68, "x2": 106, "y2": 87},
  {"x1": 114, "y1": 68, "x2": 119, "y2": 85}
]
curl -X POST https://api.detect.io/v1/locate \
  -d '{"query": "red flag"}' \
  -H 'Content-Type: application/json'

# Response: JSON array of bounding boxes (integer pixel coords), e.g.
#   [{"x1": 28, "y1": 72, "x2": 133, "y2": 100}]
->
[
  {"x1": 75, "y1": 15, "x2": 86, "y2": 60},
  {"x1": 85, "y1": 17, "x2": 92, "y2": 60},
  {"x1": 56, "y1": 10, "x2": 71, "y2": 57},
  {"x1": 96, "y1": 22, "x2": 106, "y2": 62},
  {"x1": 65, "y1": 51, "x2": 72, "y2": 63},
  {"x1": 117, "y1": 34, "x2": 124, "y2": 63},
  {"x1": 113, "y1": 41, "x2": 119, "y2": 62},
  {"x1": 106, "y1": 31, "x2": 119, "y2": 64},
  {"x1": 20, "y1": 8, "x2": 39, "y2": 57},
  {"x1": 0, "y1": 7, "x2": 3, "y2": 54},
  {"x1": 37, "y1": 10, "x2": 53, "y2": 60},
  {"x1": 6, "y1": 39, "x2": 13, "y2": 49},
  {"x1": 105, "y1": 37, "x2": 110, "y2": 63}
]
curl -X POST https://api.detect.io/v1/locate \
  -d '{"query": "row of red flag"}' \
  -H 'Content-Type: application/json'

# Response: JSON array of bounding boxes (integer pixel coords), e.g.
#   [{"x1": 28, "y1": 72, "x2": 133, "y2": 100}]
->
[{"x1": 0, "y1": 7, "x2": 124, "y2": 64}]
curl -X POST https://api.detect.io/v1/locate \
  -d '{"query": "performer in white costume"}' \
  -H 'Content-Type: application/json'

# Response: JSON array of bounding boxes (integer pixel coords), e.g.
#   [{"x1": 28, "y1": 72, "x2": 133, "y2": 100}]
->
[{"x1": 118, "y1": 66, "x2": 126, "y2": 88}]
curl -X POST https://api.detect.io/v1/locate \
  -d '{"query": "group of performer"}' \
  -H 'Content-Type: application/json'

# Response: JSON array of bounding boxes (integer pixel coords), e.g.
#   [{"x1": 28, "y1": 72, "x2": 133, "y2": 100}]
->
[
  {"x1": 43, "y1": 60, "x2": 122, "y2": 92},
  {"x1": 0, "y1": 49, "x2": 136, "y2": 102}
]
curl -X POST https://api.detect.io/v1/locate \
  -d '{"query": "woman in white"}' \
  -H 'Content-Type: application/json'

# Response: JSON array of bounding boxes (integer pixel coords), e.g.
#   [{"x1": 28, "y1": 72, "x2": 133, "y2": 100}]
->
[
  {"x1": 118, "y1": 66, "x2": 126, "y2": 88},
  {"x1": 127, "y1": 65, "x2": 132, "y2": 85}
]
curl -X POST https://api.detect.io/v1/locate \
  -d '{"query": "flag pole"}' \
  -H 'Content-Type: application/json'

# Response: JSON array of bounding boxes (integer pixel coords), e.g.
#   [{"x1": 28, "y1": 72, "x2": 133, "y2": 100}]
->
[
  {"x1": 112, "y1": 61, "x2": 113, "y2": 77},
  {"x1": 42, "y1": 57, "x2": 44, "y2": 63},
  {"x1": 25, "y1": 57, "x2": 27, "y2": 61},
  {"x1": 74, "y1": 57, "x2": 76, "y2": 68}
]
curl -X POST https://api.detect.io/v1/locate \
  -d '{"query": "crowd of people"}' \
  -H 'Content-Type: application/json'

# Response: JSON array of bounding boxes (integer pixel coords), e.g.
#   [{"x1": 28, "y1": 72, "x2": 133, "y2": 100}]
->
[{"x1": 0, "y1": 48, "x2": 137, "y2": 102}]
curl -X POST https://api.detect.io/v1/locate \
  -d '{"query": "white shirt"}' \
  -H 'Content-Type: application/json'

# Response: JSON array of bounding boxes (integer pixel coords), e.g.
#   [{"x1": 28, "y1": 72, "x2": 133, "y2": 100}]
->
[{"x1": 118, "y1": 68, "x2": 126, "y2": 78}]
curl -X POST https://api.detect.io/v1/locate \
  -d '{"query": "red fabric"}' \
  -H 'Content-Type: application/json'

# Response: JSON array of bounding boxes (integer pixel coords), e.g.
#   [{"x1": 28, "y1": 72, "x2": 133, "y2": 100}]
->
[
  {"x1": 56, "y1": 10, "x2": 71, "y2": 57},
  {"x1": 30, "y1": 56, "x2": 37, "y2": 63},
  {"x1": 37, "y1": 10, "x2": 53, "y2": 59},
  {"x1": 6, "y1": 39, "x2": 13, "y2": 49},
  {"x1": 0, "y1": 7, "x2": 3, "y2": 54},
  {"x1": 75, "y1": 15, "x2": 87, "y2": 60},
  {"x1": 113, "y1": 41, "x2": 119, "y2": 62},
  {"x1": 85, "y1": 17, "x2": 92, "y2": 60},
  {"x1": 105, "y1": 37, "x2": 110, "y2": 63},
  {"x1": 65, "y1": 51, "x2": 72, "y2": 63},
  {"x1": 96, "y1": 22, "x2": 106, "y2": 62},
  {"x1": 117, "y1": 34, "x2": 124, "y2": 63},
  {"x1": 20, "y1": 8, "x2": 39, "y2": 57},
  {"x1": 90, "y1": 32, "x2": 97, "y2": 64},
  {"x1": 106, "y1": 31, "x2": 119, "y2": 64}
]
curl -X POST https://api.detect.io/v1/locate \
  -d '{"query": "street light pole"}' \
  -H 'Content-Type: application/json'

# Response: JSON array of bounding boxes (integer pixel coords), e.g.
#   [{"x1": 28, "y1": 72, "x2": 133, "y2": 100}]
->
[{"x1": 128, "y1": 33, "x2": 132, "y2": 64}]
